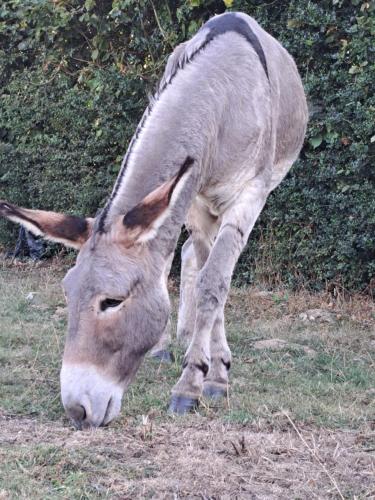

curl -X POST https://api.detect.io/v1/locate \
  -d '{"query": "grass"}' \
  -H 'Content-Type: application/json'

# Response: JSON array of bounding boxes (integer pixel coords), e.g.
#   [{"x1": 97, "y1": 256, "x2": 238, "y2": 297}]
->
[{"x1": 0, "y1": 258, "x2": 374, "y2": 498}]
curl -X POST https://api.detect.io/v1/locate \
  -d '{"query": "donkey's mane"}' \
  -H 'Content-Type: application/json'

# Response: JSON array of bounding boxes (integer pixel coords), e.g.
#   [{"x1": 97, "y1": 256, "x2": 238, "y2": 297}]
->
[{"x1": 96, "y1": 13, "x2": 268, "y2": 234}]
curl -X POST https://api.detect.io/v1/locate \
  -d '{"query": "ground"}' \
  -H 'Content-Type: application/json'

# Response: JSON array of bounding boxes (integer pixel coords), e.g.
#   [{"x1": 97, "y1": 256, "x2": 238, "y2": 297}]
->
[{"x1": 0, "y1": 258, "x2": 374, "y2": 499}]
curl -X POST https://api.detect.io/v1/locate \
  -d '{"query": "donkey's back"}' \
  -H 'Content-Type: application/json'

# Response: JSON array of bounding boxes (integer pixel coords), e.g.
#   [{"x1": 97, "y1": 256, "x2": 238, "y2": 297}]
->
[{"x1": 159, "y1": 12, "x2": 307, "y2": 205}]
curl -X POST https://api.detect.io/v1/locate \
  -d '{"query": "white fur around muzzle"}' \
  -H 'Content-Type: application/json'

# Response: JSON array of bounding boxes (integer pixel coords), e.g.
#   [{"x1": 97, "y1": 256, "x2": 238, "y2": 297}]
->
[{"x1": 60, "y1": 364, "x2": 124, "y2": 427}]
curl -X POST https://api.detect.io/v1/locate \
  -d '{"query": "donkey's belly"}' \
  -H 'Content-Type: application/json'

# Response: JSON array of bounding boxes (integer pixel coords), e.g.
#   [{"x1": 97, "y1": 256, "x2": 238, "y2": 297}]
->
[
  {"x1": 197, "y1": 179, "x2": 252, "y2": 217},
  {"x1": 198, "y1": 159, "x2": 267, "y2": 216}
]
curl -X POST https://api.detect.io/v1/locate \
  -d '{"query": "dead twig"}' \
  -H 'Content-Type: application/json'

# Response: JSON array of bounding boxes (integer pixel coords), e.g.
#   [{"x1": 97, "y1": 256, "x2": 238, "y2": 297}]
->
[
  {"x1": 283, "y1": 411, "x2": 345, "y2": 500},
  {"x1": 150, "y1": 0, "x2": 174, "y2": 50}
]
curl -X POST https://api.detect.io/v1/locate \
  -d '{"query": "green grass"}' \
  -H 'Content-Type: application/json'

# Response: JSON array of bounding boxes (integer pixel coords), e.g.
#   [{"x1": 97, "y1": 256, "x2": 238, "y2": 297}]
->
[
  {"x1": 0, "y1": 266, "x2": 64, "y2": 420},
  {"x1": 0, "y1": 261, "x2": 374, "y2": 498},
  {"x1": 0, "y1": 263, "x2": 374, "y2": 427},
  {"x1": 1, "y1": 443, "x2": 162, "y2": 498}
]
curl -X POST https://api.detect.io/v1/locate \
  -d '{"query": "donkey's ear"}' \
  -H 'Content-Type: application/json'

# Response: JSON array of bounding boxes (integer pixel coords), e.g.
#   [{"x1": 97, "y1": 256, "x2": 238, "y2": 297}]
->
[
  {"x1": 122, "y1": 156, "x2": 194, "y2": 245},
  {"x1": 0, "y1": 201, "x2": 94, "y2": 250}
]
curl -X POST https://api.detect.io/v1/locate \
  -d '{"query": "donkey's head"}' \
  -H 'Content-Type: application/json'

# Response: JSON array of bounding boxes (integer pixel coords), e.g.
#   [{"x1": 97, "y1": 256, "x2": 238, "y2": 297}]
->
[{"x1": 0, "y1": 159, "x2": 193, "y2": 428}]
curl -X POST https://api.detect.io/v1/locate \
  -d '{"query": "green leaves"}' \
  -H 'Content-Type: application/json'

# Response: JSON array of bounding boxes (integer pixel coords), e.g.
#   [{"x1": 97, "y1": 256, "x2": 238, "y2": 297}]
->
[
  {"x1": 91, "y1": 48, "x2": 99, "y2": 61},
  {"x1": 309, "y1": 124, "x2": 339, "y2": 150},
  {"x1": 0, "y1": 0, "x2": 373, "y2": 291},
  {"x1": 84, "y1": 0, "x2": 96, "y2": 11},
  {"x1": 309, "y1": 135, "x2": 323, "y2": 149}
]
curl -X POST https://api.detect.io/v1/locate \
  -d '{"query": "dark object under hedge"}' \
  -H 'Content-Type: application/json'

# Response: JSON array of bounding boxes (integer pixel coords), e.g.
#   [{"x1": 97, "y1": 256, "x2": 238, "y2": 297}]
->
[{"x1": 7, "y1": 227, "x2": 44, "y2": 260}]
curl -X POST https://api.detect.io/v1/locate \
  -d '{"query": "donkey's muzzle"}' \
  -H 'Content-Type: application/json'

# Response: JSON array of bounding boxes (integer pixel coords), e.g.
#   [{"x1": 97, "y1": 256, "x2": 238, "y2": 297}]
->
[{"x1": 60, "y1": 363, "x2": 124, "y2": 429}]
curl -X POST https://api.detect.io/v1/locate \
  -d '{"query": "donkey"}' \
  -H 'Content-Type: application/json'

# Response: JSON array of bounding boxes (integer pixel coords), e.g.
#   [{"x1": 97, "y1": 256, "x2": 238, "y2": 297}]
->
[{"x1": 0, "y1": 12, "x2": 308, "y2": 428}]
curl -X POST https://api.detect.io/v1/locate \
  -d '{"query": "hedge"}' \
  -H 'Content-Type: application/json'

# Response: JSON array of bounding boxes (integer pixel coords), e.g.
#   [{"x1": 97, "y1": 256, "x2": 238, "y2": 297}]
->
[{"x1": 0, "y1": 0, "x2": 374, "y2": 290}]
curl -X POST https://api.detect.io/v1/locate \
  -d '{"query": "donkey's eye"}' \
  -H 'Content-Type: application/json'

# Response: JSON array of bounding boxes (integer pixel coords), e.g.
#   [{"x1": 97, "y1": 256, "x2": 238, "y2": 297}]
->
[{"x1": 100, "y1": 298, "x2": 123, "y2": 312}]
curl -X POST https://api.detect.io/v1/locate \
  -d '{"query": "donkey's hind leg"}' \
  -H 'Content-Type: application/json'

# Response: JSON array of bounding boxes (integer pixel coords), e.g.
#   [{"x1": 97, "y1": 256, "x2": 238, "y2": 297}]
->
[
  {"x1": 169, "y1": 182, "x2": 268, "y2": 413},
  {"x1": 177, "y1": 237, "x2": 198, "y2": 349},
  {"x1": 176, "y1": 199, "x2": 218, "y2": 351}
]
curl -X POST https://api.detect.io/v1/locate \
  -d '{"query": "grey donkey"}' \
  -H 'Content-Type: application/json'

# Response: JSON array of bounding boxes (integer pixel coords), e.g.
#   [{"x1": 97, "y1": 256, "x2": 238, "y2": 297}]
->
[{"x1": 0, "y1": 12, "x2": 308, "y2": 428}]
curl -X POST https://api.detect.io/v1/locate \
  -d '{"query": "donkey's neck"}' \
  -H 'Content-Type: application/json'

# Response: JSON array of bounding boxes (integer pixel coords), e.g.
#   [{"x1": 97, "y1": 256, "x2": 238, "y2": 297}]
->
[
  {"x1": 99, "y1": 85, "x2": 212, "y2": 255},
  {"x1": 109, "y1": 104, "x2": 206, "y2": 219},
  {"x1": 99, "y1": 53, "x2": 228, "y2": 255},
  {"x1": 103, "y1": 52, "x2": 230, "y2": 224}
]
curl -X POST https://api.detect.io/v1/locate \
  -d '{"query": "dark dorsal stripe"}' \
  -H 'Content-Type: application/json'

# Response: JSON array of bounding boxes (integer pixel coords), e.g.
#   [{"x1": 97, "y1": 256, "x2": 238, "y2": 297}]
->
[
  {"x1": 203, "y1": 13, "x2": 269, "y2": 79},
  {"x1": 96, "y1": 14, "x2": 268, "y2": 234},
  {"x1": 96, "y1": 106, "x2": 152, "y2": 234}
]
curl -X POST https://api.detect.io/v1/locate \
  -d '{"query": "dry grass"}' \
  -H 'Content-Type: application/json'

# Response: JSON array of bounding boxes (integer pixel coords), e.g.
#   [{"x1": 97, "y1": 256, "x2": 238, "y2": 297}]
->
[
  {"x1": 0, "y1": 258, "x2": 374, "y2": 498},
  {"x1": 1, "y1": 410, "x2": 374, "y2": 499},
  {"x1": 228, "y1": 285, "x2": 375, "y2": 325}
]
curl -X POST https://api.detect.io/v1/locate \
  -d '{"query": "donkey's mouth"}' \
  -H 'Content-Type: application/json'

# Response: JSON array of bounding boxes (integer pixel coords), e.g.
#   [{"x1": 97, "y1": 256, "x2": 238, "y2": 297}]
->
[
  {"x1": 60, "y1": 363, "x2": 124, "y2": 429},
  {"x1": 102, "y1": 397, "x2": 114, "y2": 427}
]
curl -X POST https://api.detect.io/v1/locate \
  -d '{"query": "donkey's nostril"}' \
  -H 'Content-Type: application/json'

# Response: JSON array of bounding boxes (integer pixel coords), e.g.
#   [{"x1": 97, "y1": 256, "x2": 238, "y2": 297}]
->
[{"x1": 66, "y1": 404, "x2": 87, "y2": 426}]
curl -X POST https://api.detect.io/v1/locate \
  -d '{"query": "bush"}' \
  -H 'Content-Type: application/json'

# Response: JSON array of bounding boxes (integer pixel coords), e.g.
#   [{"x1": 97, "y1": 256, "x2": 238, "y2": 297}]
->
[{"x1": 0, "y1": 0, "x2": 374, "y2": 290}]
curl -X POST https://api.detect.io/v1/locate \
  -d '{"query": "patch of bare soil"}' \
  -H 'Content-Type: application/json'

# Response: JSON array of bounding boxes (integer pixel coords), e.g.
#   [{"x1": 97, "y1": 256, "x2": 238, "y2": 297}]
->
[
  {"x1": 252, "y1": 338, "x2": 316, "y2": 357},
  {"x1": 229, "y1": 287, "x2": 375, "y2": 328},
  {"x1": 1, "y1": 411, "x2": 374, "y2": 499}
]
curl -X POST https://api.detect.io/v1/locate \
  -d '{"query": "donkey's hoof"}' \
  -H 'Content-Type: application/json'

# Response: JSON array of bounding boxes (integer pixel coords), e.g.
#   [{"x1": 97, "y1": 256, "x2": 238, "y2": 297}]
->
[
  {"x1": 203, "y1": 383, "x2": 227, "y2": 400},
  {"x1": 168, "y1": 395, "x2": 199, "y2": 415},
  {"x1": 151, "y1": 350, "x2": 175, "y2": 363}
]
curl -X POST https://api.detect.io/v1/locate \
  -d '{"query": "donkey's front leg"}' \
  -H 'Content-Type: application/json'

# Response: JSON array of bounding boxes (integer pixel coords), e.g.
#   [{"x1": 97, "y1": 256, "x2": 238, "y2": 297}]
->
[
  {"x1": 169, "y1": 185, "x2": 268, "y2": 414},
  {"x1": 169, "y1": 249, "x2": 233, "y2": 413},
  {"x1": 169, "y1": 278, "x2": 216, "y2": 413},
  {"x1": 202, "y1": 311, "x2": 231, "y2": 400}
]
